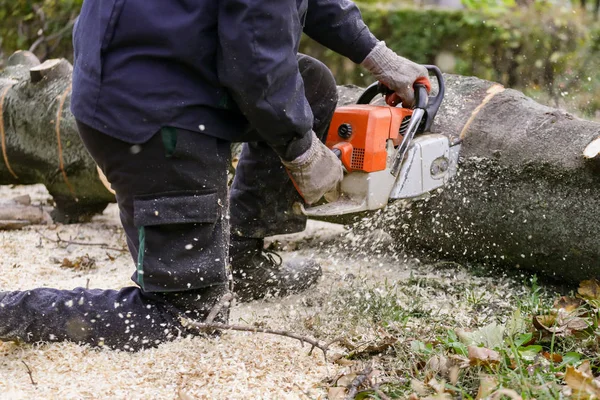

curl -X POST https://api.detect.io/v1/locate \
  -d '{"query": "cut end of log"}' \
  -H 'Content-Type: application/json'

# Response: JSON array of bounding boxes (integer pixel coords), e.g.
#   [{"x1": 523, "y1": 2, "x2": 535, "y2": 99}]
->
[
  {"x1": 583, "y1": 137, "x2": 600, "y2": 159},
  {"x1": 29, "y1": 59, "x2": 73, "y2": 83},
  {"x1": 7, "y1": 51, "x2": 41, "y2": 68}
]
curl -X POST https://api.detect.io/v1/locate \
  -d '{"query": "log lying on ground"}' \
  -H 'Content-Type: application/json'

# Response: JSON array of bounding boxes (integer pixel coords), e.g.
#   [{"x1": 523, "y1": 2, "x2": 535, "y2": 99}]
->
[
  {"x1": 0, "y1": 51, "x2": 114, "y2": 223},
  {"x1": 339, "y1": 78, "x2": 600, "y2": 284},
  {"x1": 0, "y1": 194, "x2": 52, "y2": 229},
  {"x1": 2, "y1": 49, "x2": 600, "y2": 283}
]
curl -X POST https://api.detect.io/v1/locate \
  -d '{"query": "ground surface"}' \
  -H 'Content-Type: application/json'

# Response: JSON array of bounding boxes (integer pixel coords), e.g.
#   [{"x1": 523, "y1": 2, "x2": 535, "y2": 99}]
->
[{"x1": 0, "y1": 185, "x2": 539, "y2": 399}]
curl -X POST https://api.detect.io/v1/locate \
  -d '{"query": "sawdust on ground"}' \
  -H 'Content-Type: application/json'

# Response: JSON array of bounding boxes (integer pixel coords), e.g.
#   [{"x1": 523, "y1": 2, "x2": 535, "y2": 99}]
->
[{"x1": 0, "y1": 185, "x2": 523, "y2": 399}]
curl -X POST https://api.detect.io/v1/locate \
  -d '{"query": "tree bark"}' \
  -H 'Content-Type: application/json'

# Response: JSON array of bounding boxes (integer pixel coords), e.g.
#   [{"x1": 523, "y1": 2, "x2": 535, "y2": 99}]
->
[
  {"x1": 0, "y1": 51, "x2": 114, "y2": 222},
  {"x1": 2, "y1": 50, "x2": 600, "y2": 283}
]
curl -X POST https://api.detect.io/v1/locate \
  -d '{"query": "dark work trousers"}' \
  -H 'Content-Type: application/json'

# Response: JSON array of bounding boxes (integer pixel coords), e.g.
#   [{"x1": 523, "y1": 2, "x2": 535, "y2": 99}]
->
[
  {"x1": 230, "y1": 54, "x2": 338, "y2": 238},
  {"x1": 0, "y1": 54, "x2": 336, "y2": 350}
]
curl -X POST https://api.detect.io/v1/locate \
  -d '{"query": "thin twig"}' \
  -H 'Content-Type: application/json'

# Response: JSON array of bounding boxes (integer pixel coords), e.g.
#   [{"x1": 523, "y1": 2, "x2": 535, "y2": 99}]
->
[
  {"x1": 344, "y1": 366, "x2": 372, "y2": 400},
  {"x1": 29, "y1": 19, "x2": 76, "y2": 54},
  {"x1": 35, "y1": 229, "x2": 127, "y2": 252},
  {"x1": 21, "y1": 361, "x2": 36, "y2": 386},
  {"x1": 185, "y1": 319, "x2": 341, "y2": 358},
  {"x1": 205, "y1": 292, "x2": 234, "y2": 324}
]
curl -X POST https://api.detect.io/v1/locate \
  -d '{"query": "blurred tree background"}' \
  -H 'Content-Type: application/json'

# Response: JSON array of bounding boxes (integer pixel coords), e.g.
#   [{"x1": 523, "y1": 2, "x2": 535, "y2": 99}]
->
[{"x1": 0, "y1": 0, "x2": 598, "y2": 119}]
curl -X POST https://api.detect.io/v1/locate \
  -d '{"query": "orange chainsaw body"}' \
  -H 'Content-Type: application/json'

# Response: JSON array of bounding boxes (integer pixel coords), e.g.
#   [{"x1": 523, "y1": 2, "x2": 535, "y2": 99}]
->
[{"x1": 325, "y1": 105, "x2": 414, "y2": 173}]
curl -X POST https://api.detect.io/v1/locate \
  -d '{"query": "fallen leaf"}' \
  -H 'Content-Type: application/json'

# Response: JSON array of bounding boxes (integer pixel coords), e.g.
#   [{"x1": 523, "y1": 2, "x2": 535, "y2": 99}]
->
[
  {"x1": 457, "y1": 323, "x2": 505, "y2": 349},
  {"x1": 578, "y1": 279, "x2": 600, "y2": 301},
  {"x1": 328, "y1": 387, "x2": 347, "y2": 400},
  {"x1": 476, "y1": 375, "x2": 498, "y2": 399},
  {"x1": 61, "y1": 254, "x2": 97, "y2": 271},
  {"x1": 564, "y1": 361, "x2": 600, "y2": 399},
  {"x1": 489, "y1": 389, "x2": 523, "y2": 399},
  {"x1": 554, "y1": 296, "x2": 585, "y2": 313},
  {"x1": 468, "y1": 345, "x2": 501, "y2": 366},
  {"x1": 411, "y1": 378, "x2": 428, "y2": 396},
  {"x1": 349, "y1": 336, "x2": 397, "y2": 358},
  {"x1": 336, "y1": 373, "x2": 358, "y2": 387},
  {"x1": 448, "y1": 365, "x2": 460, "y2": 385},
  {"x1": 533, "y1": 314, "x2": 564, "y2": 333},
  {"x1": 533, "y1": 313, "x2": 590, "y2": 335},
  {"x1": 542, "y1": 352, "x2": 563, "y2": 363},
  {"x1": 426, "y1": 355, "x2": 450, "y2": 377}
]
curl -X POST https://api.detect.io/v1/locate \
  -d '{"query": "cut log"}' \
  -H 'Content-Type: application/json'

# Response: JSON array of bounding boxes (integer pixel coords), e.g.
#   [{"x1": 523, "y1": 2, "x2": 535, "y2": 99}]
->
[
  {"x1": 0, "y1": 195, "x2": 52, "y2": 229},
  {"x1": 0, "y1": 51, "x2": 114, "y2": 222},
  {"x1": 339, "y1": 78, "x2": 600, "y2": 285}
]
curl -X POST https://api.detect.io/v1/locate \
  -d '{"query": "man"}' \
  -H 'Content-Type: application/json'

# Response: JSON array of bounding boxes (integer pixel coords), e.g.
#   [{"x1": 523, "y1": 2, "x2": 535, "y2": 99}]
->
[{"x1": 0, "y1": 0, "x2": 428, "y2": 350}]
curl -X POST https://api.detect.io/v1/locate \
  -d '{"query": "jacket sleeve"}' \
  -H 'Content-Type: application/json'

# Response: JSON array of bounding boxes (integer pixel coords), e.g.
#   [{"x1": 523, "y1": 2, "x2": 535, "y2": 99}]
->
[
  {"x1": 304, "y1": 0, "x2": 379, "y2": 64},
  {"x1": 217, "y1": 0, "x2": 313, "y2": 147}
]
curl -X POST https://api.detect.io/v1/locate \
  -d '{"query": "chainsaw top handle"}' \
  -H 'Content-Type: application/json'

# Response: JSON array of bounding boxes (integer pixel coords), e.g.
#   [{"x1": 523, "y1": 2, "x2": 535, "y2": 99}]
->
[{"x1": 356, "y1": 65, "x2": 445, "y2": 132}]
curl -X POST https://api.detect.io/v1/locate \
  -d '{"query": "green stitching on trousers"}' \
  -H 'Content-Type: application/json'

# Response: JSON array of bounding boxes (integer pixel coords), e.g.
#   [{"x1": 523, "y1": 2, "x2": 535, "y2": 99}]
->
[
  {"x1": 161, "y1": 127, "x2": 177, "y2": 158},
  {"x1": 137, "y1": 226, "x2": 146, "y2": 290}
]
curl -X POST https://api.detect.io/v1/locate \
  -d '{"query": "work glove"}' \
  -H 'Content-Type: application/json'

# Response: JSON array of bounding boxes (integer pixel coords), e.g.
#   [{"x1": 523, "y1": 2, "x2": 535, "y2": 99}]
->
[
  {"x1": 280, "y1": 131, "x2": 344, "y2": 205},
  {"x1": 361, "y1": 41, "x2": 429, "y2": 108}
]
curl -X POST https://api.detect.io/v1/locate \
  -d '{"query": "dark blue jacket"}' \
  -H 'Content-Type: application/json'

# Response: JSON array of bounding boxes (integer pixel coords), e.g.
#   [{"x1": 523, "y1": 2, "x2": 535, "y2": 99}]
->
[{"x1": 71, "y1": 0, "x2": 377, "y2": 145}]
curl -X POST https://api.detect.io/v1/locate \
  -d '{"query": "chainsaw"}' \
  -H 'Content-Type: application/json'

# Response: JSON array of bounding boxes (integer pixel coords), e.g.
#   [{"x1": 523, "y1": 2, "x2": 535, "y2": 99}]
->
[{"x1": 302, "y1": 65, "x2": 460, "y2": 218}]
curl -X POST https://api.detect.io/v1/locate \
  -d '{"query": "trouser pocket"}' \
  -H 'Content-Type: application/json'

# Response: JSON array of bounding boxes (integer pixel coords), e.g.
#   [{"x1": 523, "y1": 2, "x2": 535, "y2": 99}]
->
[{"x1": 133, "y1": 190, "x2": 228, "y2": 292}]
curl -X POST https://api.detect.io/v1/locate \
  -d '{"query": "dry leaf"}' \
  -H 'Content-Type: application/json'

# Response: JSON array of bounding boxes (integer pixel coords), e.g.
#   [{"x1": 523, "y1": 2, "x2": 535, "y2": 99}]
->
[
  {"x1": 564, "y1": 362, "x2": 600, "y2": 399},
  {"x1": 350, "y1": 336, "x2": 397, "y2": 358},
  {"x1": 336, "y1": 373, "x2": 358, "y2": 387},
  {"x1": 476, "y1": 375, "x2": 499, "y2": 399},
  {"x1": 578, "y1": 279, "x2": 600, "y2": 301},
  {"x1": 61, "y1": 255, "x2": 97, "y2": 271},
  {"x1": 328, "y1": 387, "x2": 347, "y2": 400},
  {"x1": 411, "y1": 378, "x2": 428, "y2": 396},
  {"x1": 448, "y1": 365, "x2": 460, "y2": 385},
  {"x1": 533, "y1": 312, "x2": 590, "y2": 336},
  {"x1": 468, "y1": 345, "x2": 501, "y2": 366},
  {"x1": 427, "y1": 377, "x2": 445, "y2": 393},
  {"x1": 426, "y1": 355, "x2": 450, "y2": 377},
  {"x1": 533, "y1": 314, "x2": 564, "y2": 333},
  {"x1": 423, "y1": 393, "x2": 452, "y2": 400},
  {"x1": 489, "y1": 389, "x2": 523, "y2": 400},
  {"x1": 554, "y1": 296, "x2": 585, "y2": 313},
  {"x1": 542, "y1": 352, "x2": 563, "y2": 363}
]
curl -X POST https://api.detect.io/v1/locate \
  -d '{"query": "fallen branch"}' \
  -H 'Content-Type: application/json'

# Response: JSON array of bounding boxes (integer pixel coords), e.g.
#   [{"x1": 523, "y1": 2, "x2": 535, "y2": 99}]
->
[
  {"x1": 0, "y1": 195, "x2": 52, "y2": 230},
  {"x1": 21, "y1": 361, "x2": 36, "y2": 386},
  {"x1": 35, "y1": 230, "x2": 127, "y2": 252},
  {"x1": 184, "y1": 319, "x2": 340, "y2": 358},
  {"x1": 344, "y1": 366, "x2": 373, "y2": 400}
]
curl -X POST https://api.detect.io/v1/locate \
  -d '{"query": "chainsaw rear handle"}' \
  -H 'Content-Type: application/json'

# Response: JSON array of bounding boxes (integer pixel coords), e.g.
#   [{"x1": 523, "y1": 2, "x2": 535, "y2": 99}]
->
[{"x1": 356, "y1": 65, "x2": 445, "y2": 132}]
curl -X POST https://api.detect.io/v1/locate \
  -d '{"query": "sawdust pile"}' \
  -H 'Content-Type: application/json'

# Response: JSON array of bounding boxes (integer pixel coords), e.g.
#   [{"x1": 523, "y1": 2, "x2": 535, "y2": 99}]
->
[{"x1": 0, "y1": 185, "x2": 526, "y2": 399}]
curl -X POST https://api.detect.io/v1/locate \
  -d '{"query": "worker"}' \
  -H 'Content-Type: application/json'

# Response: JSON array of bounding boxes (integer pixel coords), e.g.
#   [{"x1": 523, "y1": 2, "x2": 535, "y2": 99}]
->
[{"x1": 0, "y1": 0, "x2": 428, "y2": 351}]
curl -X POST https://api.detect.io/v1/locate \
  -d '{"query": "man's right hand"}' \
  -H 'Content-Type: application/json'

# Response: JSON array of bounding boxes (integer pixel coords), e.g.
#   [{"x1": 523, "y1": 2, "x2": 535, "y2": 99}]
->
[{"x1": 280, "y1": 131, "x2": 344, "y2": 205}]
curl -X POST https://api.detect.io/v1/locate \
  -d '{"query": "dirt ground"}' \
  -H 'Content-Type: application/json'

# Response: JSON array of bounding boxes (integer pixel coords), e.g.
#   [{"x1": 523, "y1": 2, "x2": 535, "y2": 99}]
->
[{"x1": 0, "y1": 185, "x2": 530, "y2": 399}]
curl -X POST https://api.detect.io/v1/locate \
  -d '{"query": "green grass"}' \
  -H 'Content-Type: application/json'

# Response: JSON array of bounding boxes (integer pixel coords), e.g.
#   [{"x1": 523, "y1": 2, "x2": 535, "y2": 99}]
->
[{"x1": 293, "y1": 271, "x2": 600, "y2": 399}]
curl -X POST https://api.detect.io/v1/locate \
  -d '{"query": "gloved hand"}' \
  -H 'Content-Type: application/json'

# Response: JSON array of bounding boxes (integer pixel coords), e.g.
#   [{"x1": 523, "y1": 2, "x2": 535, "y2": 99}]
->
[
  {"x1": 361, "y1": 41, "x2": 429, "y2": 108},
  {"x1": 280, "y1": 131, "x2": 344, "y2": 205}
]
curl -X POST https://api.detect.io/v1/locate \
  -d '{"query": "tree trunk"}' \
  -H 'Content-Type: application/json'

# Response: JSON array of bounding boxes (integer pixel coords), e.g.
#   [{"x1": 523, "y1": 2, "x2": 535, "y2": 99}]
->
[
  {"x1": 0, "y1": 51, "x2": 114, "y2": 222},
  {"x1": 339, "y1": 76, "x2": 600, "y2": 285}
]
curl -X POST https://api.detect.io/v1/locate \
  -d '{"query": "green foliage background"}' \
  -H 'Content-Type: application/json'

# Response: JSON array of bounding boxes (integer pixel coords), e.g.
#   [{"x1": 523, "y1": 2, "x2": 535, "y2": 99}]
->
[{"x1": 0, "y1": 0, "x2": 598, "y2": 117}]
